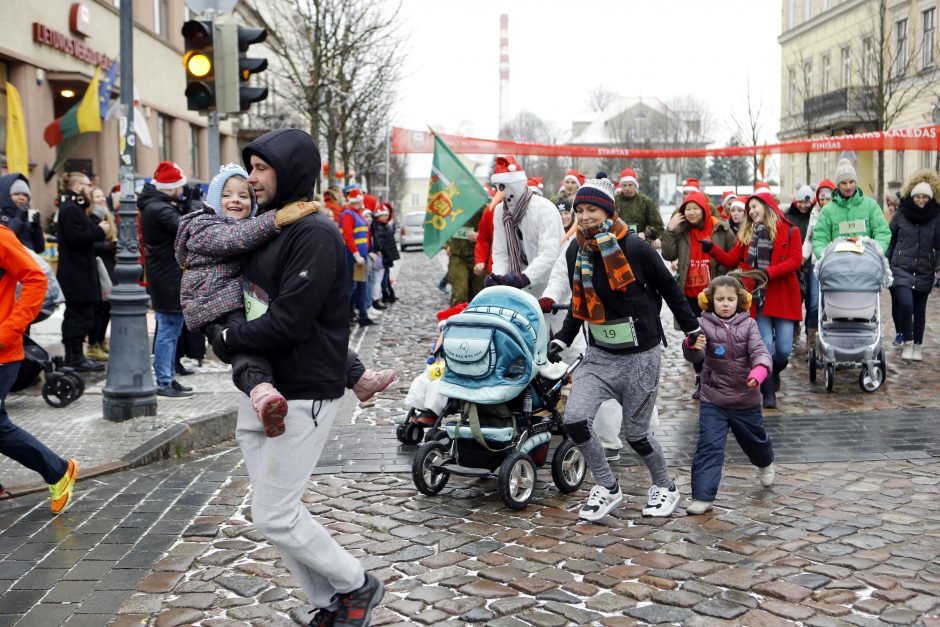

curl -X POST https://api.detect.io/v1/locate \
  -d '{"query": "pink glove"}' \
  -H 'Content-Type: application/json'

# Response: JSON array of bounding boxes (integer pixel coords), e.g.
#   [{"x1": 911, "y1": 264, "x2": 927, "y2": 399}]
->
[{"x1": 747, "y1": 365, "x2": 769, "y2": 388}]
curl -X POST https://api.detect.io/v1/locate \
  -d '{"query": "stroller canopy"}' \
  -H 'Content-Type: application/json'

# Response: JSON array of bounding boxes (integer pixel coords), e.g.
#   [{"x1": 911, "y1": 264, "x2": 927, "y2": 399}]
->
[{"x1": 816, "y1": 238, "x2": 887, "y2": 293}]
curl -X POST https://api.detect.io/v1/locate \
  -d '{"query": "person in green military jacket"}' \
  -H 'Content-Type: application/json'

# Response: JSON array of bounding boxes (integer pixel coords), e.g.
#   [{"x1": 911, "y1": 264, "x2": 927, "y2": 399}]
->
[
  {"x1": 616, "y1": 167, "x2": 664, "y2": 242},
  {"x1": 811, "y1": 159, "x2": 891, "y2": 259},
  {"x1": 446, "y1": 209, "x2": 484, "y2": 306}
]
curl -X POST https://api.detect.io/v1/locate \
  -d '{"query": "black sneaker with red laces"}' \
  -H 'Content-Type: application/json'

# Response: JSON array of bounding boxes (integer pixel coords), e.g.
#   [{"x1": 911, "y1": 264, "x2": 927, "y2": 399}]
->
[{"x1": 331, "y1": 573, "x2": 384, "y2": 627}]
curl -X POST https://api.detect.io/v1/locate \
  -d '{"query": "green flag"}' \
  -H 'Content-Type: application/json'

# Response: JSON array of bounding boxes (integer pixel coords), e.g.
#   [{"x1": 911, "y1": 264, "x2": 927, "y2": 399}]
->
[{"x1": 423, "y1": 134, "x2": 489, "y2": 258}]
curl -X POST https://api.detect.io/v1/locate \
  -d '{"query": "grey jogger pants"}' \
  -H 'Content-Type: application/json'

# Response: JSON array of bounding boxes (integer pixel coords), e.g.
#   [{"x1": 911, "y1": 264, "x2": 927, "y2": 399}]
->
[{"x1": 236, "y1": 395, "x2": 365, "y2": 608}]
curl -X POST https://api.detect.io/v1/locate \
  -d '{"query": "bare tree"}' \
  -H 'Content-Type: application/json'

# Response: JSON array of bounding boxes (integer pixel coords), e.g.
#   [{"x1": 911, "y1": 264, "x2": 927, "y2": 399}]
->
[
  {"x1": 586, "y1": 86, "x2": 618, "y2": 113},
  {"x1": 781, "y1": 47, "x2": 820, "y2": 186},
  {"x1": 730, "y1": 78, "x2": 765, "y2": 183}
]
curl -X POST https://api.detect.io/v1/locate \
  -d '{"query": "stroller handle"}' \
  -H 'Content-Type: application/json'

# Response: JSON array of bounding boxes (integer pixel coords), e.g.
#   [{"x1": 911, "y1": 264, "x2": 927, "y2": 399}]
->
[{"x1": 551, "y1": 303, "x2": 570, "y2": 313}]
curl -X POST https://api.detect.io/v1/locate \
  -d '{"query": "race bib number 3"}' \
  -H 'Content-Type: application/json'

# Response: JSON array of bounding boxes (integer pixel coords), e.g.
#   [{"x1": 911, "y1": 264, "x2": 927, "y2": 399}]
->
[
  {"x1": 589, "y1": 317, "x2": 639, "y2": 349},
  {"x1": 838, "y1": 219, "x2": 867, "y2": 236}
]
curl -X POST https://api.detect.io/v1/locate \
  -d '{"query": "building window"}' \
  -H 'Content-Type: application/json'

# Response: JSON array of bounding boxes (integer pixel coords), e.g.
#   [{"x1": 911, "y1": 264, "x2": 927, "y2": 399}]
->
[
  {"x1": 189, "y1": 125, "x2": 201, "y2": 180},
  {"x1": 895, "y1": 18, "x2": 908, "y2": 77},
  {"x1": 158, "y1": 115, "x2": 172, "y2": 163},
  {"x1": 822, "y1": 155, "x2": 831, "y2": 179},
  {"x1": 922, "y1": 8, "x2": 935, "y2": 69},
  {"x1": 805, "y1": 0, "x2": 813, "y2": 21},
  {"x1": 863, "y1": 38, "x2": 875, "y2": 82},
  {"x1": 822, "y1": 55, "x2": 831, "y2": 92},
  {"x1": 895, "y1": 151, "x2": 905, "y2": 182},
  {"x1": 840, "y1": 46, "x2": 851, "y2": 87},
  {"x1": 920, "y1": 150, "x2": 934, "y2": 170},
  {"x1": 154, "y1": 0, "x2": 169, "y2": 36},
  {"x1": 410, "y1": 193, "x2": 421, "y2": 207},
  {"x1": 788, "y1": 67, "x2": 797, "y2": 114},
  {"x1": 788, "y1": 0, "x2": 796, "y2": 29},
  {"x1": 822, "y1": 0, "x2": 831, "y2": 9},
  {"x1": 803, "y1": 60, "x2": 813, "y2": 98}
]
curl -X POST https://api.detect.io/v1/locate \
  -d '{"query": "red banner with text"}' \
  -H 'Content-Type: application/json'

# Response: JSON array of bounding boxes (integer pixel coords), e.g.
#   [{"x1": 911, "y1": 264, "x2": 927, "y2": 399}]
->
[{"x1": 392, "y1": 126, "x2": 940, "y2": 159}]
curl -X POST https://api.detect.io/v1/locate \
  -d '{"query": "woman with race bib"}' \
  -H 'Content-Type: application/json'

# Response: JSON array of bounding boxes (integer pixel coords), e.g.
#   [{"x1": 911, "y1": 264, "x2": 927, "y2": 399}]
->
[
  {"x1": 661, "y1": 191, "x2": 736, "y2": 399},
  {"x1": 548, "y1": 177, "x2": 701, "y2": 522}
]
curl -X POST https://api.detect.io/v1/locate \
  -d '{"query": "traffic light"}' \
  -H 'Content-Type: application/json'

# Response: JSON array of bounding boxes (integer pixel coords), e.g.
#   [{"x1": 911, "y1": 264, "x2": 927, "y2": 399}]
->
[
  {"x1": 237, "y1": 26, "x2": 269, "y2": 111},
  {"x1": 181, "y1": 20, "x2": 215, "y2": 111},
  {"x1": 215, "y1": 23, "x2": 268, "y2": 114}
]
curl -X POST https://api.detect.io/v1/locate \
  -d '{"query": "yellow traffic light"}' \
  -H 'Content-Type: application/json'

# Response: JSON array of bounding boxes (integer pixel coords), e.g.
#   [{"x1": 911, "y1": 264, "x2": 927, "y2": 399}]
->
[{"x1": 184, "y1": 52, "x2": 212, "y2": 78}]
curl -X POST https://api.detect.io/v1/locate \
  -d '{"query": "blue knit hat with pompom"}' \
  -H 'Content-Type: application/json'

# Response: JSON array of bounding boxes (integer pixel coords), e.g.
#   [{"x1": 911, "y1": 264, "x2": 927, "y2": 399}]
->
[{"x1": 206, "y1": 164, "x2": 257, "y2": 218}]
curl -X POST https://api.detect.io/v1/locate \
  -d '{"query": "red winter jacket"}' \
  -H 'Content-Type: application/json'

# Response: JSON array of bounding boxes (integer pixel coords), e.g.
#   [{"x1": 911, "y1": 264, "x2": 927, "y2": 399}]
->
[
  {"x1": 474, "y1": 204, "x2": 495, "y2": 272},
  {"x1": 707, "y1": 192, "x2": 803, "y2": 321}
]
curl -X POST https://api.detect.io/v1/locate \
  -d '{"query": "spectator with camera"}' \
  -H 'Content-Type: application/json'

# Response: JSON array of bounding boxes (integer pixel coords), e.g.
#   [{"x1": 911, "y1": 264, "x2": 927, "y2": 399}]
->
[
  {"x1": 0, "y1": 174, "x2": 44, "y2": 253},
  {"x1": 138, "y1": 161, "x2": 193, "y2": 399}
]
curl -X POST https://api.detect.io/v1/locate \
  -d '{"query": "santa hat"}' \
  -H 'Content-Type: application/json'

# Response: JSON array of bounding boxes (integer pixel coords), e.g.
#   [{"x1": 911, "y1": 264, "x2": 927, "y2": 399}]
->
[
  {"x1": 153, "y1": 161, "x2": 187, "y2": 190},
  {"x1": 619, "y1": 167, "x2": 638, "y2": 186},
  {"x1": 347, "y1": 188, "x2": 364, "y2": 205},
  {"x1": 682, "y1": 178, "x2": 701, "y2": 194},
  {"x1": 754, "y1": 181, "x2": 772, "y2": 193},
  {"x1": 563, "y1": 169, "x2": 585, "y2": 186},
  {"x1": 527, "y1": 177, "x2": 544, "y2": 196},
  {"x1": 436, "y1": 303, "x2": 468, "y2": 328},
  {"x1": 375, "y1": 205, "x2": 390, "y2": 218},
  {"x1": 730, "y1": 198, "x2": 746, "y2": 211},
  {"x1": 720, "y1": 191, "x2": 736, "y2": 206},
  {"x1": 491, "y1": 155, "x2": 526, "y2": 185},
  {"x1": 363, "y1": 194, "x2": 378, "y2": 211}
]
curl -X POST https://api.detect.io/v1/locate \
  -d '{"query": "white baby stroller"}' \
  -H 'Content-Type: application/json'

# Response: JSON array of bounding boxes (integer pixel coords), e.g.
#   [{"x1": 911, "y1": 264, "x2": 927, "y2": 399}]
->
[{"x1": 809, "y1": 238, "x2": 891, "y2": 393}]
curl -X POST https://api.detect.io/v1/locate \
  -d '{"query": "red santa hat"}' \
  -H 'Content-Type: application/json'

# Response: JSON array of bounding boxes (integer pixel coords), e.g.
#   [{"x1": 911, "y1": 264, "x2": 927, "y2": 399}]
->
[
  {"x1": 491, "y1": 155, "x2": 527, "y2": 185},
  {"x1": 563, "y1": 169, "x2": 585, "y2": 186},
  {"x1": 436, "y1": 302, "x2": 468, "y2": 328},
  {"x1": 153, "y1": 161, "x2": 187, "y2": 190},
  {"x1": 619, "y1": 167, "x2": 638, "y2": 186},
  {"x1": 730, "y1": 198, "x2": 746, "y2": 211},
  {"x1": 682, "y1": 178, "x2": 701, "y2": 194},
  {"x1": 347, "y1": 188, "x2": 364, "y2": 205},
  {"x1": 720, "y1": 191, "x2": 737, "y2": 206},
  {"x1": 527, "y1": 177, "x2": 544, "y2": 195},
  {"x1": 363, "y1": 193, "x2": 378, "y2": 211},
  {"x1": 754, "y1": 181, "x2": 772, "y2": 194}
]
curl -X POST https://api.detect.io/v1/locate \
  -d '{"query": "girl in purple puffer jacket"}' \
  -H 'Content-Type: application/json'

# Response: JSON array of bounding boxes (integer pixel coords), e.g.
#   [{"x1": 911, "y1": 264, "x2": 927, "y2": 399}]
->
[{"x1": 682, "y1": 275, "x2": 776, "y2": 515}]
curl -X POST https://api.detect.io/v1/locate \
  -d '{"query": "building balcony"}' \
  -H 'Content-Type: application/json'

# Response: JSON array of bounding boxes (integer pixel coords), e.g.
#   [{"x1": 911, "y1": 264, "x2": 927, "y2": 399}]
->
[{"x1": 803, "y1": 87, "x2": 878, "y2": 132}]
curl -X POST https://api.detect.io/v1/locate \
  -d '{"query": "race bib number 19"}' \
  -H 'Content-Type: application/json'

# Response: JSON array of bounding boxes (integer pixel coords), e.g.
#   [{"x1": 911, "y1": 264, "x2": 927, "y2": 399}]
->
[{"x1": 838, "y1": 219, "x2": 867, "y2": 236}]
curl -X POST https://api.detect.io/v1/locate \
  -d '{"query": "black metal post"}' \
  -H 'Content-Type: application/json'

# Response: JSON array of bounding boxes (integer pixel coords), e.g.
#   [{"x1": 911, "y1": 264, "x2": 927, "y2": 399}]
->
[{"x1": 102, "y1": 0, "x2": 158, "y2": 420}]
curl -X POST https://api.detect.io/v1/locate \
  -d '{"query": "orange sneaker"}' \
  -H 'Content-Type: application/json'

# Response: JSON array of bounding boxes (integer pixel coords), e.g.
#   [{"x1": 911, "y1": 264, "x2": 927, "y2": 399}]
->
[{"x1": 49, "y1": 459, "x2": 79, "y2": 514}]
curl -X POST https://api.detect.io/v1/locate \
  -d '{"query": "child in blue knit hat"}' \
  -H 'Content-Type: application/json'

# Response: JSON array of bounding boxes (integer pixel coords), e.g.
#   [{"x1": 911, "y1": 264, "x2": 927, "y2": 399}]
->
[{"x1": 175, "y1": 164, "x2": 317, "y2": 437}]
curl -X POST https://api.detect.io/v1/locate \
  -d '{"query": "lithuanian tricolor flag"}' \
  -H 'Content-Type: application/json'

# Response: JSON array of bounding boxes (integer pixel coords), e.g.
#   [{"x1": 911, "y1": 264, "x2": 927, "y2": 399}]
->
[{"x1": 43, "y1": 67, "x2": 102, "y2": 148}]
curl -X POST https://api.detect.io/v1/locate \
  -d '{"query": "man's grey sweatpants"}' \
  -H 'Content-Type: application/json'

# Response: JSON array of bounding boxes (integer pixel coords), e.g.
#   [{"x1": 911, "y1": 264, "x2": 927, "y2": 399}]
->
[
  {"x1": 564, "y1": 345, "x2": 672, "y2": 490},
  {"x1": 236, "y1": 396, "x2": 365, "y2": 608}
]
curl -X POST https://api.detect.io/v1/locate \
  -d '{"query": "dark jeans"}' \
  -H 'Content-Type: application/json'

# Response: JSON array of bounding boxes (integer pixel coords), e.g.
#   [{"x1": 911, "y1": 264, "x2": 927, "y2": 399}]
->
[
  {"x1": 687, "y1": 296, "x2": 703, "y2": 375},
  {"x1": 62, "y1": 302, "x2": 96, "y2": 347},
  {"x1": 346, "y1": 255, "x2": 370, "y2": 322},
  {"x1": 691, "y1": 402, "x2": 774, "y2": 501},
  {"x1": 88, "y1": 301, "x2": 110, "y2": 345},
  {"x1": 890, "y1": 286, "x2": 929, "y2": 343},
  {"x1": 380, "y1": 266, "x2": 393, "y2": 299},
  {"x1": 0, "y1": 362, "x2": 68, "y2": 484},
  {"x1": 207, "y1": 310, "x2": 275, "y2": 396}
]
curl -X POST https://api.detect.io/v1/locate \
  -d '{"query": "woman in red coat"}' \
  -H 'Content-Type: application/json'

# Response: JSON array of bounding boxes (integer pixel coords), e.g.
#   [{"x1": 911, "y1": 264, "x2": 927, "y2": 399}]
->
[{"x1": 702, "y1": 192, "x2": 802, "y2": 409}]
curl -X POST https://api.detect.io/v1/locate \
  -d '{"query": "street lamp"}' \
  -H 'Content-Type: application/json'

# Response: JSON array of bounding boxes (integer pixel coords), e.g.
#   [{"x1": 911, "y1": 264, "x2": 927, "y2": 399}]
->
[{"x1": 101, "y1": 0, "x2": 158, "y2": 421}]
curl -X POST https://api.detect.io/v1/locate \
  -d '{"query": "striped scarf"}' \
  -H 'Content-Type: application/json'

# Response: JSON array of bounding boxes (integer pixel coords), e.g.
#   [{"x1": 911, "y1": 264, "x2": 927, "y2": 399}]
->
[
  {"x1": 501, "y1": 188, "x2": 532, "y2": 275},
  {"x1": 746, "y1": 224, "x2": 774, "y2": 305},
  {"x1": 572, "y1": 218, "x2": 635, "y2": 323}
]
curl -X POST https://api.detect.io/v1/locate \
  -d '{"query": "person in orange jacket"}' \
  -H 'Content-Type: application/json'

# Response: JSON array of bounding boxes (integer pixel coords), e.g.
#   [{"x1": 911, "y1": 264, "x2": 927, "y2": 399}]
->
[{"x1": 0, "y1": 224, "x2": 79, "y2": 513}]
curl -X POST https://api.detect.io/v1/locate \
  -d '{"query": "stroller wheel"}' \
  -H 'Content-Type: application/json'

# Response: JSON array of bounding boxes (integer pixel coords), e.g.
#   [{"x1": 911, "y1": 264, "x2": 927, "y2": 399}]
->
[
  {"x1": 859, "y1": 365, "x2": 884, "y2": 393},
  {"x1": 412, "y1": 441, "x2": 450, "y2": 495},
  {"x1": 498, "y1": 452, "x2": 536, "y2": 510},
  {"x1": 396, "y1": 422, "x2": 422, "y2": 445},
  {"x1": 42, "y1": 376, "x2": 76, "y2": 408},
  {"x1": 551, "y1": 439, "x2": 586, "y2": 494},
  {"x1": 64, "y1": 372, "x2": 85, "y2": 401},
  {"x1": 808, "y1": 349, "x2": 817, "y2": 383},
  {"x1": 824, "y1": 364, "x2": 835, "y2": 393}
]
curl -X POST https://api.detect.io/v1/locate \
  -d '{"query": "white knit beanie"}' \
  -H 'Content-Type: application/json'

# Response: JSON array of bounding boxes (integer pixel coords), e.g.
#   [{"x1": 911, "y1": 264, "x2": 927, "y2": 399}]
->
[
  {"x1": 911, "y1": 181, "x2": 934, "y2": 199},
  {"x1": 835, "y1": 159, "x2": 857, "y2": 185},
  {"x1": 794, "y1": 184, "x2": 814, "y2": 203}
]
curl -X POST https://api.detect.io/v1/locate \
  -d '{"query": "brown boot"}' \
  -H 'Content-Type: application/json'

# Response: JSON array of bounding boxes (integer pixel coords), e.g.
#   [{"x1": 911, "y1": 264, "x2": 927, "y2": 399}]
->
[{"x1": 806, "y1": 328, "x2": 817, "y2": 350}]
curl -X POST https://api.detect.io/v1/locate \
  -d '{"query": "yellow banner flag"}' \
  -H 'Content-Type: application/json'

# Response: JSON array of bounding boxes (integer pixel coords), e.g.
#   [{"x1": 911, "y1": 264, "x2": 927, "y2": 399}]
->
[{"x1": 5, "y1": 82, "x2": 28, "y2": 175}]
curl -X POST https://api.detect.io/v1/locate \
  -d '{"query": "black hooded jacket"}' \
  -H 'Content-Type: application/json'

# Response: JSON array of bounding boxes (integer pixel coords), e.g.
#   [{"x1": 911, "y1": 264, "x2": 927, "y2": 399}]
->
[
  {"x1": 138, "y1": 183, "x2": 185, "y2": 312},
  {"x1": 0, "y1": 174, "x2": 44, "y2": 253},
  {"x1": 886, "y1": 196, "x2": 940, "y2": 292},
  {"x1": 226, "y1": 129, "x2": 349, "y2": 400}
]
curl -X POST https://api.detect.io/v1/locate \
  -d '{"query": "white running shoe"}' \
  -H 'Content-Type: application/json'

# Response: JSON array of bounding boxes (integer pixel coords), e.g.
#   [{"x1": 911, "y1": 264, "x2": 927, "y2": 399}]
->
[
  {"x1": 578, "y1": 483, "x2": 622, "y2": 521},
  {"x1": 642, "y1": 484, "x2": 680, "y2": 517},
  {"x1": 758, "y1": 463, "x2": 776, "y2": 487},
  {"x1": 686, "y1": 500, "x2": 713, "y2": 515}
]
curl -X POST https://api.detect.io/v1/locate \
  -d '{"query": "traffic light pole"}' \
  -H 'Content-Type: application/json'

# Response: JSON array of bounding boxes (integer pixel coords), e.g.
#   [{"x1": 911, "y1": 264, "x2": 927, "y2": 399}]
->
[
  {"x1": 102, "y1": 0, "x2": 158, "y2": 421},
  {"x1": 208, "y1": 109, "x2": 220, "y2": 175}
]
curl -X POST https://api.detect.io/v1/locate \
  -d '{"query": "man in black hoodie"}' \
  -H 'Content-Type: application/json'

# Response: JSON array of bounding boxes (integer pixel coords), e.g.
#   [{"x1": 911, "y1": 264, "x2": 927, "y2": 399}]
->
[{"x1": 213, "y1": 129, "x2": 383, "y2": 627}]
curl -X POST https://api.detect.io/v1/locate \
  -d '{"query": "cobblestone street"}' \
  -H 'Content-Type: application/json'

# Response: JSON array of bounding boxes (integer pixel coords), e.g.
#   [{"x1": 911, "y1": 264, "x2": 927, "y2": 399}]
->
[{"x1": 1, "y1": 250, "x2": 939, "y2": 626}]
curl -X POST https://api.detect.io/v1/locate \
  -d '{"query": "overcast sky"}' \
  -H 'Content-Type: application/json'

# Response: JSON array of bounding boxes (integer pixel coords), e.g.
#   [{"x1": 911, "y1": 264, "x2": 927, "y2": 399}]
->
[{"x1": 392, "y1": 0, "x2": 783, "y2": 147}]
